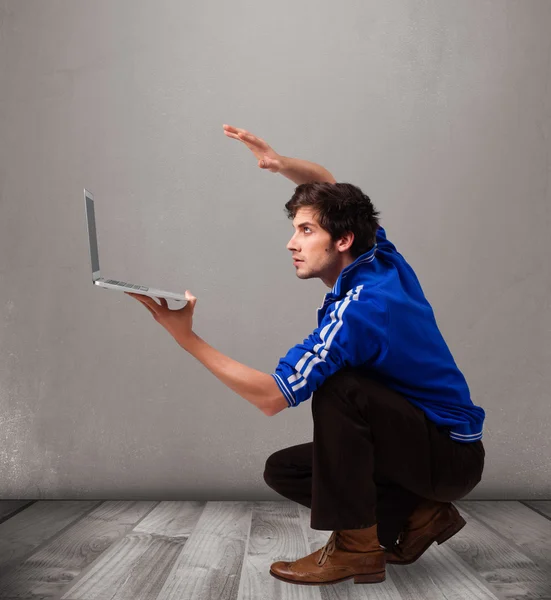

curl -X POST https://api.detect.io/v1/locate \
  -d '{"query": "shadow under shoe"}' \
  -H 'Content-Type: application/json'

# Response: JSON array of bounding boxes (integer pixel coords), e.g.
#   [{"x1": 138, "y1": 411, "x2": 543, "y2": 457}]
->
[
  {"x1": 384, "y1": 499, "x2": 466, "y2": 565},
  {"x1": 269, "y1": 524, "x2": 386, "y2": 586}
]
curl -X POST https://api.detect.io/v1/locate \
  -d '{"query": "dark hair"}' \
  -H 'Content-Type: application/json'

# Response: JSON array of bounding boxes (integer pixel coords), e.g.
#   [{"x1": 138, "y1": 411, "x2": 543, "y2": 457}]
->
[{"x1": 284, "y1": 182, "x2": 381, "y2": 259}]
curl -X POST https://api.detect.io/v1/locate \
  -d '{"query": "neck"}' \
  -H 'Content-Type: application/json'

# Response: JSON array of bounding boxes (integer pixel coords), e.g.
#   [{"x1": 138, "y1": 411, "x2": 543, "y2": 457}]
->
[{"x1": 323, "y1": 253, "x2": 356, "y2": 288}]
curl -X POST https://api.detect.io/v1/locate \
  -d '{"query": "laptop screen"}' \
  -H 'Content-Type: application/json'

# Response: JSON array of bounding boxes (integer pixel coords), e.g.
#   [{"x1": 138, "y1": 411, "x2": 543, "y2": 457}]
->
[{"x1": 84, "y1": 190, "x2": 100, "y2": 274}]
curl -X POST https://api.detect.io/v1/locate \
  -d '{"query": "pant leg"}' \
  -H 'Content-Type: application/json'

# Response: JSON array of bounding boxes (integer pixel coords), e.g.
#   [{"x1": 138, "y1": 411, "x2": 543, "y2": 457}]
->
[
  {"x1": 263, "y1": 442, "x2": 314, "y2": 509},
  {"x1": 263, "y1": 367, "x2": 485, "y2": 546},
  {"x1": 262, "y1": 441, "x2": 418, "y2": 547},
  {"x1": 427, "y1": 419, "x2": 485, "y2": 502},
  {"x1": 372, "y1": 471, "x2": 425, "y2": 548},
  {"x1": 309, "y1": 367, "x2": 485, "y2": 533}
]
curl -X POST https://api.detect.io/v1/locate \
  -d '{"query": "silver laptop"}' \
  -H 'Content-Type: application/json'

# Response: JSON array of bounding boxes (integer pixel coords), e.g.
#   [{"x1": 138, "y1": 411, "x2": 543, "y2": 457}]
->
[{"x1": 84, "y1": 188, "x2": 187, "y2": 302}]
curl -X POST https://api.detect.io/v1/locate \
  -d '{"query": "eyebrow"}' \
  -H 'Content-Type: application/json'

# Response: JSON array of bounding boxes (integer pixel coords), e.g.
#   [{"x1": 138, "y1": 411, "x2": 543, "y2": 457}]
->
[{"x1": 293, "y1": 221, "x2": 317, "y2": 229}]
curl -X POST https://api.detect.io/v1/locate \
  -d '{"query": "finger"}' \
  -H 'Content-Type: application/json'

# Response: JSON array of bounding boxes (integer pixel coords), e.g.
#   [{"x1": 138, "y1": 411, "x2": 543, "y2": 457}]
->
[
  {"x1": 223, "y1": 125, "x2": 244, "y2": 139},
  {"x1": 223, "y1": 124, "x2": 263, "y2": 147},
  {"x1": 184, "y1": 290, "x2": 197, "y2": 305},
  {"x1": 134, "y1": 297, "x2": 157, "y2": 318},
  {"x1": 127, "y1": 292, "x2": 160, "y2": 317},
  {"x1": 223, "y1": 124, "x2": 246, "y2": 134},
  {"x1": 238, "y1": 131, "x2": 268, "y2": 150},
  {"x1": 223, "y1": 131, "x2": 240, "y2": 140},
  {"x1": 224, "y1": 129, "x2": 248, "y2": 141}
]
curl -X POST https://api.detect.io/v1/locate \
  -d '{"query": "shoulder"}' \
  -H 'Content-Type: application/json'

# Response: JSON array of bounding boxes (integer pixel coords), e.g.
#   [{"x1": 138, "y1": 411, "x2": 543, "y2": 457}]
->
[{"x1": 375, "y1": 225, "x2": 398, "y2": 253}]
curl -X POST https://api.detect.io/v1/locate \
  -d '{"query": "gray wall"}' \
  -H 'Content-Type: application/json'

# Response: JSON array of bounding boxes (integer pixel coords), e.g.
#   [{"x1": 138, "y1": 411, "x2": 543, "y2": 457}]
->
[{"x1": 0, "y1": 0, "x2": 550, "y2": 500}]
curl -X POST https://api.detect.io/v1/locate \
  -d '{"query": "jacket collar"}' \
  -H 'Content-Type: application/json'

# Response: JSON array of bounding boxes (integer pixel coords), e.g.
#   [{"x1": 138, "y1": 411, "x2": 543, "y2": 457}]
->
[{"x1": 330, "y1": 242, "x2": 378, "y2": 297}]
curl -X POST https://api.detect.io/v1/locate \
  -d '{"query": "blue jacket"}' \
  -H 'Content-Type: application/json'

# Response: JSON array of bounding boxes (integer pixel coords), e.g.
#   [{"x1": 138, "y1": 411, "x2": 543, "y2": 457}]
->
[{"x1": 271, "y1": 225, "x2": 485, "y2": 443}]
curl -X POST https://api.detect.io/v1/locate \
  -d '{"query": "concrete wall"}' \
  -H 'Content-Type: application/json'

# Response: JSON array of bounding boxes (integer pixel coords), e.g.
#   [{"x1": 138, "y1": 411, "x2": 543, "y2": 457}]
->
[{"x1": 0, "y1": 0, "x2": 550, "y2": 499}]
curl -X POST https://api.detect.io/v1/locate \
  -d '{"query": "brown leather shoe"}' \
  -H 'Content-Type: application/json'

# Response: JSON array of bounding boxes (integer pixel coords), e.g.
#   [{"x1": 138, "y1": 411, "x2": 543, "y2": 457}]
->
[
  {"x1": 269, "y1": 524, "x2": 386, "y2": 586},
  {"x1": 384, "y1": 500, "x2": 466, "y2": 565}
]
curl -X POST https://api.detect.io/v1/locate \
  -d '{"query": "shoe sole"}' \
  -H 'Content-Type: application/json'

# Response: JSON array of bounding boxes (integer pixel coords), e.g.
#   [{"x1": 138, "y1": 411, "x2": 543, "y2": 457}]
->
[
  {"x1": 386, "y1": 512, "x2": 467, "y2": 565},
  {"x1": 269, "y1": 569, "x2": 386, "y2": 585}
]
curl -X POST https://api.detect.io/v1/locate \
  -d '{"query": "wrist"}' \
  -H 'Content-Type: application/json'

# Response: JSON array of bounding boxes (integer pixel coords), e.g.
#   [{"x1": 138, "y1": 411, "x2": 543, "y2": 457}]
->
[
  {"x1": 180, "y1": 331, "x2": 199, "y2": 351},
  {"x1": 279, "y1": 155, "x2": 289, "y2": 171}
]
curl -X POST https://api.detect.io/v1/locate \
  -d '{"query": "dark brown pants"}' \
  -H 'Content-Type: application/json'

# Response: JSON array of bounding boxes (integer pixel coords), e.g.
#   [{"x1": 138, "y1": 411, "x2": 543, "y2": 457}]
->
[{"x1": 263, "y1": 367, "x2": 485, "y2": 548}]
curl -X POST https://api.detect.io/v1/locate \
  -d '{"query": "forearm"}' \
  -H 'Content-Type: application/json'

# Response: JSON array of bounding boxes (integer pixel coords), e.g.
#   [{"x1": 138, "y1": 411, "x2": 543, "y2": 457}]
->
[
  {"x1": 279, "y1": 156, "x2": 337, "y2": 185},
  {"x1": 181, "y1": 333, "x2": 272, "y2": 414}
]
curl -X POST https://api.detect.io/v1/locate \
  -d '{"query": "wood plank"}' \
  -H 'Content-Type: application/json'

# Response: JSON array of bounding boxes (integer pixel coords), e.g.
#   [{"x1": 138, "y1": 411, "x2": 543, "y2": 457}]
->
[
  {"x1": 154, "y1": 501, "x2": 252, "y2": 600},
  {"x1": 458, "y1": 501, "x2": 551, "y2": 571},
  {"x1": 298, "y1": 503, "x2": 501, "y2": 599},
  {"x1": 0, "y1": 501, "x2": 100, "y2": 575},
  {"x1": 393, "y1": 543, "x2": 505, "y2": 600},
  {"x1": 0, "y1": 501, "x2": 156, "y2": 599},
  {"x1": 63, "y1": 533, "x2": 185, "y2": 600},
  {"x1": 0, "y1": 500, "x2": 548, "y2": 600},
  {"x1": 522, "y1": 500, "x2": 551, "y2": 521},
  {"x1": 133, "y1": 500, "x2": 206, "y2": 538},
  {"x1": 62, "y1": 501, "x2": 206, "y2": 600},
  {"x1": 240, "y1": 501, "x2": 322, "y2": 599},
  {"x1": 0, "y1": 501, "x2": 35, "y2": 524},
  {"x1": 443, "y1": 501, "x2": 551, "y2": 599}
]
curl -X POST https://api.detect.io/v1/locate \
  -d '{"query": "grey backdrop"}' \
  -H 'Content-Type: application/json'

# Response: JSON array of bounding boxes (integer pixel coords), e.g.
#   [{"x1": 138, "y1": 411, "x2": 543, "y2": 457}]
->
[{"x1": 0, "y1": 0, "x2": 550, "y2": 500}]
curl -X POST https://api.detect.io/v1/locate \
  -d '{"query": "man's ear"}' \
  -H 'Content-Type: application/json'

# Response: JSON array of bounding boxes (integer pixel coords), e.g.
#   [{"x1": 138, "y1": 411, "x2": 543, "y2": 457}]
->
[{"x1": 337, "y1": 232, "x2": 354, "y2": 253}]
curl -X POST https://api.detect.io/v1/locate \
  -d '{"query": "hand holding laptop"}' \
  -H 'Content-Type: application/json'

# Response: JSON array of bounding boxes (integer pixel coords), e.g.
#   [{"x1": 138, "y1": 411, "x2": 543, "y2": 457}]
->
[{"x1": 125, "y1": 290, "x2": 197, "y2": 349}]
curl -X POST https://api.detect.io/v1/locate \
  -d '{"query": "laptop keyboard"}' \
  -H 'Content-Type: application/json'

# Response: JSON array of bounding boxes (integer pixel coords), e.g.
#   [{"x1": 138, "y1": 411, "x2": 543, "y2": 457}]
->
[{"x1": 105, "y1": 280, "x2": 149, "y2": 291}]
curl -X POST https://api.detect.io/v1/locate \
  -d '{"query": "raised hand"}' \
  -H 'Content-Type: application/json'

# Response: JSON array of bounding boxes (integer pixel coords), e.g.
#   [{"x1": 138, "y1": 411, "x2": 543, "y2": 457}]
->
[{"x1": 223, "y1": 124, "x2": 284, "y2": 173}]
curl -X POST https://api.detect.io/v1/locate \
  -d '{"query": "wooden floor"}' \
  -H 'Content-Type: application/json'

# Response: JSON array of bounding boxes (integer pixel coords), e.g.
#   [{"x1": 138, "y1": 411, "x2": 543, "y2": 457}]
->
[{"x1": 0, "y1": 499, "x2": 549, "y2": 600}]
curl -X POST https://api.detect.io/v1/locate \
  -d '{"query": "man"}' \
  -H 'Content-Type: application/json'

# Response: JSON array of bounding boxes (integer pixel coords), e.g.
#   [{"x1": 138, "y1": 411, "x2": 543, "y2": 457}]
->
[{"x1": 126, "y1": 123, "x2": 486, "y2": 587}]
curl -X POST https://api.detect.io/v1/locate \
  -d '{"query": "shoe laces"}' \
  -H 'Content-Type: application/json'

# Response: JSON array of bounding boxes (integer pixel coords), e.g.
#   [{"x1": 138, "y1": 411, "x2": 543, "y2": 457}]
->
[{"x1": 317, "y1": 531, "x2": 338, "y2": 566}]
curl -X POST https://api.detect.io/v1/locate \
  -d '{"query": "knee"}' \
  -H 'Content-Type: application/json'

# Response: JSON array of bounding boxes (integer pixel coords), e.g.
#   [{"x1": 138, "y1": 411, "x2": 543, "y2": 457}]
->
[
  {"x1": 263, "y1": 468, "x2": 275, "y2": 490},
  {"x1": 263, "y1": 466, "x2": 274, "y2": 488},
  {"x1": 263, "y1": 450, "x2": 283, "y2": 488},
  {"x1": 432, "y1": 458, "x2": 485, "y2": 502}
]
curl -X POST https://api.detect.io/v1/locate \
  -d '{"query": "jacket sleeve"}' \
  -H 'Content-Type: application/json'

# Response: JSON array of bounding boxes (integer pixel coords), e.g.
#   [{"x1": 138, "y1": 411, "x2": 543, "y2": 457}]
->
[{"x1": 270, "y1": 285, "x2": 388, "y2": 407}]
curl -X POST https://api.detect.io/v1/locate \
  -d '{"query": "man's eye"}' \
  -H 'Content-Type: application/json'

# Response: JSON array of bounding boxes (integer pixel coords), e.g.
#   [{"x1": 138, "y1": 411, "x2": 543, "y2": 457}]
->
[{"x1": 303, "y1": 227, "x2": 311, "y2": 233}]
